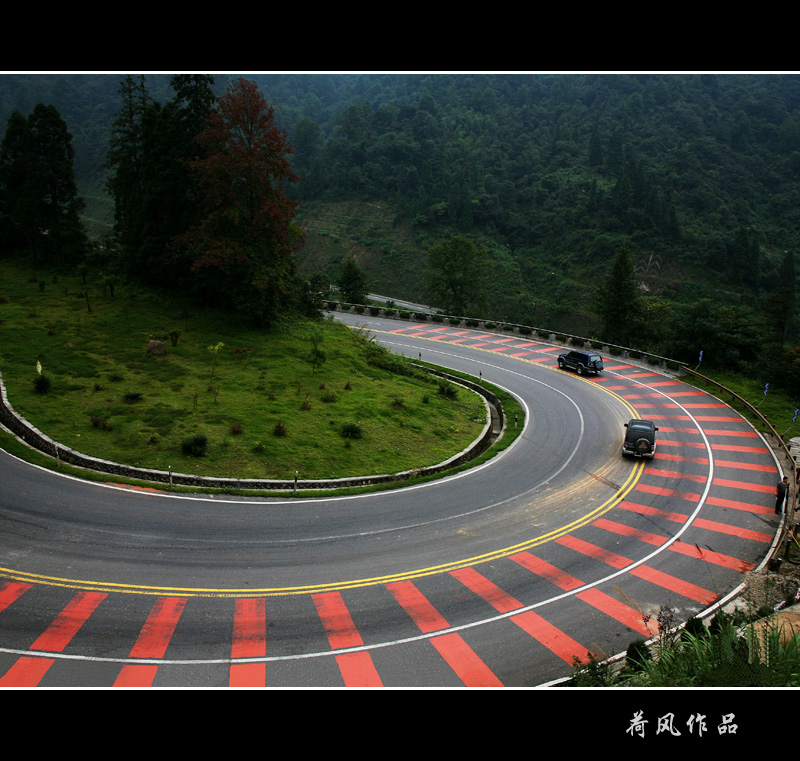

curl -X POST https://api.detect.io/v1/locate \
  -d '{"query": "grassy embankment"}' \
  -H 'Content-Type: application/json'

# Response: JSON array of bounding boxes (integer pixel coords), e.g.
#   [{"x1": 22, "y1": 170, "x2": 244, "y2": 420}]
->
[{"x1": 0, "y1": 259, "x2": 519, "y2": 490}]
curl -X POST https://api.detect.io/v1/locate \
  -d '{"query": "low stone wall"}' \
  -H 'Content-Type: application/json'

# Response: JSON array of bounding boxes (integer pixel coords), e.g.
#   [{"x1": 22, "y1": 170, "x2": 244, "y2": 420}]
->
[{"x1": 0, "y1": 369, "x2": 505, "y2": 492}]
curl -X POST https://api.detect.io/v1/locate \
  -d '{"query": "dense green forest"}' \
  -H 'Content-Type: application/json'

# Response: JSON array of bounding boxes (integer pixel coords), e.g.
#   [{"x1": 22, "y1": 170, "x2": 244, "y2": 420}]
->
[{"x1": 2, "y1": 72, "x2": 800, "y2": 393}]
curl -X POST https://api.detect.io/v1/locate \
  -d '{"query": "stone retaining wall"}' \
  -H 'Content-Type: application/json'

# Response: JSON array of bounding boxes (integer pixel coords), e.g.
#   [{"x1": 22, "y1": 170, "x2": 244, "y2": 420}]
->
[{"x1": 0, "y1": 369, "x2": 505, "y2": 492}]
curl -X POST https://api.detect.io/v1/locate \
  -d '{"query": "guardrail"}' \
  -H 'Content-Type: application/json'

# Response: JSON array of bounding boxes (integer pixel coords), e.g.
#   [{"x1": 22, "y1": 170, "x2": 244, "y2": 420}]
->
[
  {"x1": 683, "y1": 366, "x2": 797, "y2": 568},
  {"x1": 328, "y1": 300, "x2": 685, "y2": 371}
]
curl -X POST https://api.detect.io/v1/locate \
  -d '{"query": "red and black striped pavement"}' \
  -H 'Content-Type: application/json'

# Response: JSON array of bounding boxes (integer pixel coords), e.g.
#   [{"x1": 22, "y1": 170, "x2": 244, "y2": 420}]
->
[{"x1": 0, "y1": 324, "x2": 784, "y2": 687}]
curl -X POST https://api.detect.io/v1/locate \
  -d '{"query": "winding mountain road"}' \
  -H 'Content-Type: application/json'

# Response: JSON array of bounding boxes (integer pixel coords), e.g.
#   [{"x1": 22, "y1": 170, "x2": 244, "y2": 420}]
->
[{"x1": 0, "y1": 314, "x2": 783, "y2": 687}]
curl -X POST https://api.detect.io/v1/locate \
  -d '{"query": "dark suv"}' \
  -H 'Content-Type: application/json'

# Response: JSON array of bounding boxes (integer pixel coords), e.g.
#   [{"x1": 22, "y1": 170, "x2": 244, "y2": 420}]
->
[
  {"x1": 622, "y1": 419, "x2": 658, "y2": 458},
  {"x1": 557, "y1": 349, "x2": 604, "y2": 376}
]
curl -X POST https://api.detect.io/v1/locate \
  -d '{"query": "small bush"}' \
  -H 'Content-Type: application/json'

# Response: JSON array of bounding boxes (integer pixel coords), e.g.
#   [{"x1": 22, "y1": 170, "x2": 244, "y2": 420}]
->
[
  {"x1": 123, "y1": 391, "x2": 143, "y2": 403},
  {"x1": 89, "y1": 413, "x2": 111, "y2": 430},
  {"x1": 341, "y1": 422, "x2": 363, "y2": 439},
  {"x1": 33, "y1": 375, "x2": 51, "y2": 394},
  {"x1": 273, "y1": 420, "x2": 287, "y2": 436},
  {"x1": 624, "y1": 639, "x2": 652, "y2": 671},
  {"x1": 181, "y1": 433, "x2": 208, "y2": 457},
  {"x1": 436, "y1": 379, "x2": 458, "y2": 400},
  {"x1": 230, "y1": 423, "x2": 243, "y2": 435},
  {"x1": 321, "y1": 390, "x2": 338, "y2": 403}
]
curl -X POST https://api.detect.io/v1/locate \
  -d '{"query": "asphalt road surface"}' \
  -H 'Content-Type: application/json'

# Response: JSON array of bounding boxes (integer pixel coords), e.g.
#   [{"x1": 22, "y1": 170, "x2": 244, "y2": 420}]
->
[{"x1": 0, "y1": 313, "x2": 783, "y2": 688}]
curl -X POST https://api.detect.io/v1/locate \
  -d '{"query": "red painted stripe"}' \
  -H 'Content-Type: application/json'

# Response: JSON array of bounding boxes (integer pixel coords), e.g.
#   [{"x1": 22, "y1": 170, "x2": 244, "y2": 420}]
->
[
  {"x1": 509, "y1": 610, "x2": 594, "y2": 664},
  {"x1": 386, "y1": 581, "x2": 501, "y2": 686},
  {"x1": 0, "y1": 581, "x2": 31, "y2": 613},
  {"x1": 450, "y1": 567, "x2": 522, "y2": 613},
  {"x1": 312, "y1": 591, "x2": 382, "y2": 687},
  {"x1": 114, "y1": 596, "x2": 187, "y2": 687},
  {"x1": 555, "y1": 534, "x2": 631, "y2": 569},
  {"x1": 386, "y1": 581, "x2": 451, "y2": 633},
  {"x1": 658, "y1": 439, "x2": 707, "y2": 449},
  {"x1": 559, "y1": 528, "x2": 752, "y2": 573},
  {"x1": 509, "y1": 552, "x2": 584, "y2": 590},
  {"x1": 313, "y1": 591, "x2": 368, "y2": 649},
  {"x1": 669, "y1": 542, "x2": 755, "y2": 572},
  {"x1": 647, "y1": 468, "x2": 707, "y2": 483},
  {"x1": 631, "y1": 566, "x2": 718, "y2": 605},
  {"x1": 618, "y1": 500, "x2": 689, "y2": 525},
  {"x1": 127, "y1": 597, "x2": 187, "y2": 658},
  {"x1": 452, "y1": 567, "x2": 622, "y2": 658},
  {"x1": 427, "y1": 632, "x2": 504, "y2": 685},
  {"x1": 0, "y1": 591, "x2": 106, "y2": 686},
  {"x1": 711, "y1": 443, "x2": 769, "y2": 453},
  {"x1": 576, "y1": 588, "x2": 656, "y2": 637},
  {"x1": 0, "y1": 656, "x2": 55, "y2": 686},
  {"x1": 707, "y1": 495, "x2": 773, "y2": 515},
  {"x1": 32, "y1": 591, "x2": 106, "y2": 652},
  {"x1": 230, "y1": 597, "x2": 267, "y2": 687},
  {"x1": 713, "y1": 477, "x2": 774, "y2": 494},
  {"x1": 693, "y1": 518, "x2": 772, "y2": 543},
  {"x1": 656, "y1": 452, "x2": 709, "y2": 465},
  {"x1": 715, "y1": 459, "x2": 777, "y2": 473},
  {"x1": 636, "y1": 483, "x2": 701, "y2": 501},
  {"x1": 695, "y1": 416, "x2": 747, "y2": 422},
  {"x1": 593, "y1": 518, "x2": 669, "y2": 547},
  {"x1": 231, "y1": 598, "x2": 267, "y2": 658},
  {"x1": 332, "y1": 651, "x2": 384, "y2": 687}
]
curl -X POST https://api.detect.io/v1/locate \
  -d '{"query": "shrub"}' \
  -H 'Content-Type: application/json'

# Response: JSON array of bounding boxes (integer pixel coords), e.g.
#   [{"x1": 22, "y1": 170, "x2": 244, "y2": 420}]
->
[
  {"x1": 340, "y1": 422, "x2": 363, "y2": 439},
  {"x1": 624, "y1": 639, "x2": 652, "y2": 671},
  {"x1": 33, "y1": 375, "x2": 51, "y2": 394},
  {"x1": 273, "y1": 420, "x2": 287, "y2": 436},
  {"x1": 181, "y1": 433, "x2": 208, "y2": 457},
  {"x1": 436, "y1": 379, "x2": 458, "y2": 400},
  {"x1": 230, "y1": 423, "x2": 243, "y2": 435},
  {"x1": 88, "y1": 413, "x2": 111, "y2": 430},
  {"x1": 123, "y1": 391, "x2": 143, "y2": 403}
]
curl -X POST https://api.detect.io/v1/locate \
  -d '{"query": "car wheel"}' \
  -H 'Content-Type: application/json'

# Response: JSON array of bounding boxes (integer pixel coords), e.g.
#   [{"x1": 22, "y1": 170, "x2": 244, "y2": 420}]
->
[
  {"x1": 577, "y1": 365, "x2": 584, "y2": 375},
  {"x1": 635, "y1": 438, "x2": 651, "y2": 455},
  {"x1": 558, "y1": 359, "x2": 564, "y2": 369}
]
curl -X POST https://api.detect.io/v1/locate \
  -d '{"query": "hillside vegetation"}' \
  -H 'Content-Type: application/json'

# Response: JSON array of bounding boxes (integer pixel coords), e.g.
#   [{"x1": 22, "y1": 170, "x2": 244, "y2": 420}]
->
[
  {"x1": 0, "y1": 259, "x2": 489, "y2": 482},
  {"x1": 2, "y1": 72, "x2": 800, "y2": 393}
]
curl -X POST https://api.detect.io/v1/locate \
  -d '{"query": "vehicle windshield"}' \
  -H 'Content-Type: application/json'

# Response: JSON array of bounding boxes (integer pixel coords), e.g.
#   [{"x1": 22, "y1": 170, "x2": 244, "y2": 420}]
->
[{"x1": 590, "y1": 355, "x2": 602, "y2": 363}]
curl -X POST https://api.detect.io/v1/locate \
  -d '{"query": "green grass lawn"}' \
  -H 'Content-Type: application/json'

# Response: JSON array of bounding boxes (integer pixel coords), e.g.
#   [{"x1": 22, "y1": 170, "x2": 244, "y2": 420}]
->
[{"x1": 0, "y1": 259, "x2": 492, "y2": 481}]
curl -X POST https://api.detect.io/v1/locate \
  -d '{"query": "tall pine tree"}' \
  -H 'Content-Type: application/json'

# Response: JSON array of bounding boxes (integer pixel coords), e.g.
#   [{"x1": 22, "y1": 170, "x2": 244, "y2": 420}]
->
[{"x1": 0, "y1": 104, "x2": 86, "y2": 268}]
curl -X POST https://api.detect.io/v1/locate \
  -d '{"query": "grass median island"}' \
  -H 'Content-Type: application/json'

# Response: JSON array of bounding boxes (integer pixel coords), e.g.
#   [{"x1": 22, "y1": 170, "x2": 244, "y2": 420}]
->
[{"x1": 0, "y1": 260, "x2": 489, "y2": 483}]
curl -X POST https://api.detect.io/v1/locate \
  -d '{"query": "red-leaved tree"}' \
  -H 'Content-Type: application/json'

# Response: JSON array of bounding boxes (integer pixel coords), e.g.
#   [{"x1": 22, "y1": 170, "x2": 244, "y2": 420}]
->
[{"x1": 179, "y1": 76, "x2": 305, "y2": 323}]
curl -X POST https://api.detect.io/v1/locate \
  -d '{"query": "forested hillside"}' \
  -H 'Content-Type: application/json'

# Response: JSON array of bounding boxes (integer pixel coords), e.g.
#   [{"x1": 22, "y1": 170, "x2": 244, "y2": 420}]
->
[{"x1": 2, "y1": 72, "x2": 800, "y2": 389}]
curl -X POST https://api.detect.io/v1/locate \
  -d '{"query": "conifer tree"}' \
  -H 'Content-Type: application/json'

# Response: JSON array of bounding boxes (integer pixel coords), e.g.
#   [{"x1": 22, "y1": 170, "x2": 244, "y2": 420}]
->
[
  {"x1": 0, "y1": 104, "x2": 86, "y2": 268},
  {"x1": 599, "y1": 244, "x2": 639, "y2": 345}
]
